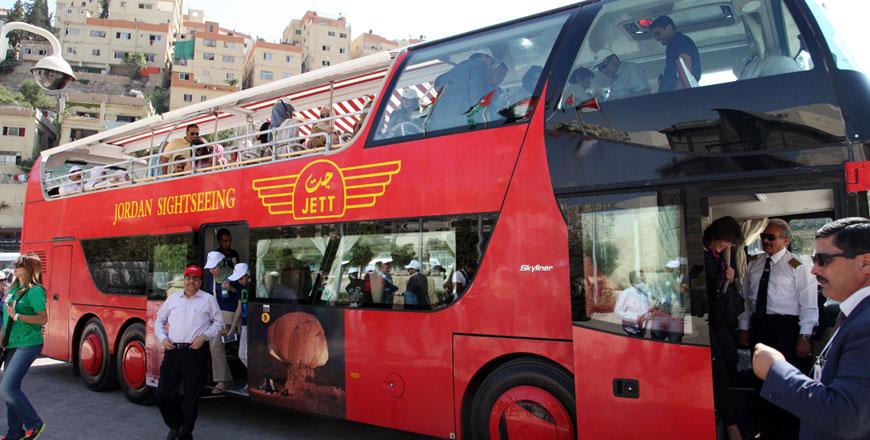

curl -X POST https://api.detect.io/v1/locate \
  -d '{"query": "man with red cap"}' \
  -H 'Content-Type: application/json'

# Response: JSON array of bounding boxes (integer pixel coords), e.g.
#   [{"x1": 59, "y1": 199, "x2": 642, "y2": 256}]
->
[{"x1": 153, "y1": 265, "x2": 223, "y2": 440}]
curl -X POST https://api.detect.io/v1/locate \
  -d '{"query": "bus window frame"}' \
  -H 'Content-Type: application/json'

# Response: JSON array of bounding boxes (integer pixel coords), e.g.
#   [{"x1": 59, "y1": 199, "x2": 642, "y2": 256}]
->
[
  {"x1": 81, "y1": 233, "x2": 153, "y2": 297},
  {"x1": 363, "y1": 5, "x2": 580, "y2": 149}
]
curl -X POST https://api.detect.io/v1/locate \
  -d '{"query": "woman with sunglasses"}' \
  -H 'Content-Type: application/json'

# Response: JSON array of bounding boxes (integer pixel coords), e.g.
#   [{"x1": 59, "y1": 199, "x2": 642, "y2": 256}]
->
[{"x1": 1, "y1": 253, "x2": 47, "y2": 439}]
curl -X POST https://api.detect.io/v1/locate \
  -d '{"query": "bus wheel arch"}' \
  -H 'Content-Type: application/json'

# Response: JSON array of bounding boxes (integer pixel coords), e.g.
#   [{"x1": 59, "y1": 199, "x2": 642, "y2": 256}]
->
[
  {"x1": 77, "y1": 317, "x2": 118, "y2": 391},
  {"x1": 463, "y1": 355, "x2": 576, "y2": 440},
  {"x1": 116, "y1": 320, "x2": 154, "y2": 405}
]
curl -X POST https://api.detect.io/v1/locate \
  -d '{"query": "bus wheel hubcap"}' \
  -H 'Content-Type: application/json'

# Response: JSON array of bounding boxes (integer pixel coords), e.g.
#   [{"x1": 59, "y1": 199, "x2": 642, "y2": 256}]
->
[
  {"x1": 80, "y1": 333, "x2": 103, "y2": 376},
  {"x1": 122, "y1": 340, "x2": 146, "y2": 389},
  {"x1": 488, "y1": 386, "x2": 574, "y2": 440}
]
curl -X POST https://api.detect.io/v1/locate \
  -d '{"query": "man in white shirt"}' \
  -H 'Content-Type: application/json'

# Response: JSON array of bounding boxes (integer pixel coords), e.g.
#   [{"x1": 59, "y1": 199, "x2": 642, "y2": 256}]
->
[
  {"x1": 739, "y1": 218, "x2": 818, "y2": 439},
  {"x1": 58, "y1": 165, "x2": 83, "y2": 195},
  {"x1": 595, "y1": 52, "x2": 651, "y2": 100},
  {"x1": 154, "y1": 265, "x2": 223, "y2": 440},
  {"x1": 614, "y1": 270, "x2": 651, "y2": 336}
]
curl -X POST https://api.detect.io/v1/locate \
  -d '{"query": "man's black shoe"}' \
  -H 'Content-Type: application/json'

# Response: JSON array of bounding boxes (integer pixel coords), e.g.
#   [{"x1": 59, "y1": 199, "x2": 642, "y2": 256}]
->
[{"x1": 166, "y1": 428, "x2": 179, "y2": 440}]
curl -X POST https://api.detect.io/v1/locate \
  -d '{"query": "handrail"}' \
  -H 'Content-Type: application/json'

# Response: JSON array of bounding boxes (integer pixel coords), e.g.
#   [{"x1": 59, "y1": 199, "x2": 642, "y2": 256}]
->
[{"x1": 42, "y1": 110, "x2": 368, "y2": 199}]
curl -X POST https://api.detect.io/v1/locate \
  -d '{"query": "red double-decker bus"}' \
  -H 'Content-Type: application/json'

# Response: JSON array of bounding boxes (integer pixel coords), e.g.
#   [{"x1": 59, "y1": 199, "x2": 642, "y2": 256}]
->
[{"x1": 21, "y1": 1, "x2": 870, "y2": 438}]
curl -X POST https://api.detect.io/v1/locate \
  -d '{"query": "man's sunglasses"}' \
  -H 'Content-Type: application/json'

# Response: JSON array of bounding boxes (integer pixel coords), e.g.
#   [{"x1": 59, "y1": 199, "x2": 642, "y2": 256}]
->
[
  {"x1": 811, "y1": 252, "x2": 850, "y2": 267},
  {"x1": 760, "y1": 233, "x2": 782, "y2": 241},
  {"x1": 188, "y1": 132, "x2": 200, "y2": 136}
]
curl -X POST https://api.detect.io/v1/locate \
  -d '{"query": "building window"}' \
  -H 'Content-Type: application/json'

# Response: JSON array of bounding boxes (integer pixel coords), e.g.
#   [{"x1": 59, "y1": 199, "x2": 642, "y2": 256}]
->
[
  {"x1": 114, "y1": 51, "x2": 129, "y2": 59},
  {"x1": 295, "y1": 29, "x2": 301, "y2": 35},
  {"x1": 117, "y1": 115, "x2": 137, "y2": 123},
  {"x1": 322, "y1": 45, "x2": 330, "y2": 51},
  {"x1": 0, "y1": 152, "x2": 20, "y2": 166},
  {"x1": 37, "y1": 49, "x2": 47, "y2": 56},
  {"x1": 222, "y1": 55, "x2": 235, "y2": 63},
  {"x1": 339, "y1": 33, "x2": 347, "y2": 38},
  {"x1": 226, "y1": 73, "x2": 234, "y2": 80},
  {"x1": 322, "y1": 60, "x2": 330, "y2": 66},
  {"x1": 202, "y1": 39, "x2": 216, "y2": 47},
  {"x1": 116, "y1": 32, "x2": 132, "y2": 40},
  {"x1": 282, "y1": 72, "x2": 293, "y2": 79},
  {"x1": 145, "y1": 53, "x2": 156, "y2": 62},
  {"x1": 328, "y1": 31, "x2": 336, "y2": 37},
  {"x1": 23, "y1": 48, "x2": 32, "y2": 55},
  {"x1": 178, "y1": 72, "x2": 190, "y2": 80},
  {"x1": 201, "y1": 96, "x2": 207, "y2": 102},
  {"x1": 65, "y1": 27, "x2": 81, "y2": 36},
  {"x1": 183, "y1": 94, "x2": 193, "y2": 102},
  {"x1": 203, "y1": 52, "x2": 215, "y2": 61},
  {"x1": 263, "y1": 52, "x2": 272, "y2": 61},
  {"x1": 339, "y1": 48, "x2": 345, "y2": 54},
  {"x1": 224, "y1": 42, "x2": 235, "y2": 49},
  {"x1": 286, "y1": 55, "x2": 295, "y2": 64},
  {"x1": 67, "y1": 47, "x2": 77, "y2": 55},
  {"x1": 120, "y1": 1, "x2": 126, "y2": 6},
  {"x1": 149, "y1": 34, "x2": 161, "y2": 42},
  {"x1": 260, "y1": 70, "x2": 273, "y2": 81},
  {"x1": 92, "y1": 49, "x2": 101, "y2": 56},
  {"x1": 2, "y1": 127, "x2": 25, "y2": 137},
  {"x1": 138, "y1": 3, "x2": 152, "y2": 9},
  {"x1": 202, "y1": 69, "x2": 210, "y2": 77},
  {"x1": 90, "y1": 30, "x2": 106, "y2": 38}
]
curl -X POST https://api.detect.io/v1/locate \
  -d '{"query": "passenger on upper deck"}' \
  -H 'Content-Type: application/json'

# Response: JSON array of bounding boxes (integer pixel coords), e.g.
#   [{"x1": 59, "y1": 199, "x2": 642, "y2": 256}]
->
[
  {"x1": 307, "y1": 106, "x2": 339, "y2": 149},
  {"x1": 59, "y1": 165, "x2": 83, "y2": 195},
  {"x1": 563, "y1": 66, "x2": 594, "y2": 104},
  {"x1": 428, "y1": 52, "x2": 504, "y2": 131},
  {"x1": 651, "y1": 15, "x2": 701, "y2": 92},
  {"x1": 595, "y1": 52, "x2": 650, "y2": 100},
  {"x1": 160, "y1": 124, "x2": 200, "y2": 174},
  {"x1": 383, "y1": 89, "x2": 421, "y2": 137},
  {"x1": 190, "y1": 138, "x2": 228, "y2": 170},
  {"x1": 270, "y1": 99, "x2": 303, "y2": 155}
]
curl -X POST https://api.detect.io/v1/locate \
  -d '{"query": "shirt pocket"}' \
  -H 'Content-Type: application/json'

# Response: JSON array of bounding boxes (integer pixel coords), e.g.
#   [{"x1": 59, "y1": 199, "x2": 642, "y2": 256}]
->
[{"x1": 768, "y1": 274, "x2": 795, "y2": 301}]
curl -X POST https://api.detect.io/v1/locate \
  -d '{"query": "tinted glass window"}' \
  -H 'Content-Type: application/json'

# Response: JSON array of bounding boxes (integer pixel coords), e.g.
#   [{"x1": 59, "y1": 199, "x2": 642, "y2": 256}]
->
[
  {"x1": 370, "y1": 11, "x2": 570, "y2": 143},
  {"x1": 564, "y1": 191, "x2": 703, "y2": 344},
  {"x1": 250, "y1": 215, "x2": 496, "y2": 310},
  {"x1": 82, "y1": 236, "x2": 151, "y2": 295},
  {"x1": 150, "y1": 234, "x2": 199, "y2": 300}
]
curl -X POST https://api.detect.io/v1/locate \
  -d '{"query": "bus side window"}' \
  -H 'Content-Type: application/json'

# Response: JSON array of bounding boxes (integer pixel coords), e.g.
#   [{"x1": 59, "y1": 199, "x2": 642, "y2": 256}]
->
[
  {"x1": 368, "y1": 11, "x2": 571, "y2": 144},
  {"x1": 150, "y1": 234, "x2": 200, "y2": 300},
  {"x1": 82, "y1": 235, "x2": 152, "y2": 296}
]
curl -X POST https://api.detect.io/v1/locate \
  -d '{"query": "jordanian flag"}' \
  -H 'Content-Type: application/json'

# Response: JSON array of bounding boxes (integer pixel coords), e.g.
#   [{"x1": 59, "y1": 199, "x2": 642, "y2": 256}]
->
[{"x1": 464, "y1": 89, "x2": 496, "y2": 127}]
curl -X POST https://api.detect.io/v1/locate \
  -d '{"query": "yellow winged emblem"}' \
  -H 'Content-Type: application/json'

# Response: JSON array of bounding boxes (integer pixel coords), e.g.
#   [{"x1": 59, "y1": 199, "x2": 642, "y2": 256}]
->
[{"x1": 251, "y1": 159, "x2": 401, "y2": 220}]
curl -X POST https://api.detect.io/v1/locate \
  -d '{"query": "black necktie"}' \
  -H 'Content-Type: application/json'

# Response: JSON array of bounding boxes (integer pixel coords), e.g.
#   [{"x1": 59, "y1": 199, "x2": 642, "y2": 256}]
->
[
  {"x1": 754, "y1": 257, "x2": 772, "y2": 319},
  {"x1": 835, "y1": 310, "x2": 847, "y2": 329}
]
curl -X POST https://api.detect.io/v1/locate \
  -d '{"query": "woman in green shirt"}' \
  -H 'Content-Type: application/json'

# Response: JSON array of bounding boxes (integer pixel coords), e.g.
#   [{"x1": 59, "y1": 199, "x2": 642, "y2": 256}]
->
[{"x1": 1, "y1": 253, "x2": 47, "y2": 440}]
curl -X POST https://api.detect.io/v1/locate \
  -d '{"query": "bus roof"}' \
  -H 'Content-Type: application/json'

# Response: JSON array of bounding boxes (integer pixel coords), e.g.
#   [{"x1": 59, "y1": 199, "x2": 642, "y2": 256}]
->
[{"x1": 41, "y1": 50, "x2": 397, "y2": 169}]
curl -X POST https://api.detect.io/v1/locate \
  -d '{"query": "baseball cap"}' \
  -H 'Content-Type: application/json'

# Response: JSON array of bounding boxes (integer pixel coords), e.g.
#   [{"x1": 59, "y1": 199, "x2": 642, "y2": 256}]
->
[
  {"x1": 204, "y1": 251, "x2": 225, "y2": 269},
  {"x1": 69, "y1": 165, "x2": 82, "y2": 173},
  {"x1": 183, "y1": 265, "x2": 203, "y2": 277},
  {"x1": 227, "y1": 263, "x2": 249, "y2": 281},
  {"x1": 405, "y1": 260, "x2": 422, "y2": 271},
  {"x1": 595, "y1": 51, "x2": 617, "y2": 70},
  {"x1": 348, "y1": 267, "x2": 359, "y2": 274}
]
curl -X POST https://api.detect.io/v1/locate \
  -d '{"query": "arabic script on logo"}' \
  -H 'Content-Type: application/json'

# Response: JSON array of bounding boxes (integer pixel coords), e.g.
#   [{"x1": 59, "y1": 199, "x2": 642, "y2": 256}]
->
[{"x1": 251, "y1": 159, "x2": 401, "y2": 220}]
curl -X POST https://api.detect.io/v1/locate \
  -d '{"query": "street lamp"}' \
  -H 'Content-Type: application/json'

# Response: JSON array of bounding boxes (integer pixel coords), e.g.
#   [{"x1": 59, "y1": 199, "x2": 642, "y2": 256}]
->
[{"x1": 0, "y1": 21, "x2": 76, "y2": 91}]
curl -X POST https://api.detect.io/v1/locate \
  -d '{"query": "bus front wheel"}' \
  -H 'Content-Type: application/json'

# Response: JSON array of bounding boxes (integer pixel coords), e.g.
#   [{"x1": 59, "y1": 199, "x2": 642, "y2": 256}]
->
[
  {"x1": 469, "y1": 358, "x2": 576, "y2": 440},
  {"x1": 117, "y1": 323, "x2": 154, "y2": 404},
  {"x1": 78, "y1": 318, "x2": 118, "y2": 391}
]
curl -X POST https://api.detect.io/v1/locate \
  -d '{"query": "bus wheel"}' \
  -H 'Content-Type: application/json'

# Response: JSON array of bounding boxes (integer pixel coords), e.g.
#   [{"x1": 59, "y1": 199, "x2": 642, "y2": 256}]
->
[
  {"x1": 78, "y1": 318, "x2": 117, "y2": 391},
  {"x1": 117, "y1": 323, "x2": 154, "y2": 405},
  {"x1": 469, "y1": 358, "x2": 575, "y2": 440}
]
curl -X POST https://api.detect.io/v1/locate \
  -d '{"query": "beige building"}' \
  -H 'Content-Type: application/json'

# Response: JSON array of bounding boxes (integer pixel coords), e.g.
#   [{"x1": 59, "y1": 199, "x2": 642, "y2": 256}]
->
[
  {"x1": 351, "y1": 32, "x2": 400, "y2": 59},
  {"x1": 19, "y1": 40, "x2": 52, "y2": 65},
  {"x1": 168, "y1": 75, "x2": 237, "y2": 110},
  {"x1": 55, "y1": 0, "x2": 103, "y2": 25},
  {"x1": 282, "y1": 11, "x2": 350, "y2": 72},
  {"x1": 0, "y1": 106, "x2": 57, "y2": 246},
  {"x1": 243, "y1": 40, "x2": 302, "y2": 89},
  {"x1": 58, "y1": 18, "x2": 173, "y2": 74},
  {"x1": 108, "y1": 0, "x2": 183, "y2": 30},
  {"x1": 58, "y1": 92, "x2": 155, "y2": 144}
]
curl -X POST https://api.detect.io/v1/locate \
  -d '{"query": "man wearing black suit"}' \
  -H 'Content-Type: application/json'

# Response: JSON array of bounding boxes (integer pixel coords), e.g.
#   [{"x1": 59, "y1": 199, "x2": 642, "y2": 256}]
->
[{"x1": 753, "y1": 217, "x2": 870, "y2": 440}]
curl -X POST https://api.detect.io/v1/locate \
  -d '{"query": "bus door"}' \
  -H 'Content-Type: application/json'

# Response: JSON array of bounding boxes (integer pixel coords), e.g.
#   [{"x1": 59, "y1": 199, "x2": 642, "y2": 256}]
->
[{"x1": 46, "y1": 243, "x2": 72, "y2": 360}]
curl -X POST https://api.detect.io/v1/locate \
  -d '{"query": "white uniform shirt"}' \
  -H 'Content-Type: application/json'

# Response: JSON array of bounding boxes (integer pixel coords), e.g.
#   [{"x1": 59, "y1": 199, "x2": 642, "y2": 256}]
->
[
  {"x1": 615, "y1": 284, "x2": 651, "y2": 322},
  {"x1": 739, "y1": 248, "x2": 819, "y2": 335},
  {"x1": 451, "y1": 270, "x2": 468, "y2": 294},
  {"x1": 154, "y1": 290, "x2": 223, "y2": 344},
  {"x1": 59, "y1": 181, "x2": 82, "y2": 195}
]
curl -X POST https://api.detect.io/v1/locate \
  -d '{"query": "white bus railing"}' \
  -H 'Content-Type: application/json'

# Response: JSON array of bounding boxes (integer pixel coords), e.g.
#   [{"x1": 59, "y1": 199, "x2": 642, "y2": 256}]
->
[{"x1": 43, "y1": 110, "x2": 367, "y2": 198}]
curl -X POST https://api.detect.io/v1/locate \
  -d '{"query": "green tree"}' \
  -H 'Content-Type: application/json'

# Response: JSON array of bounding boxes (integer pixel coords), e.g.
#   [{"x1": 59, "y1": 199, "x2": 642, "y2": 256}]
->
[
  {"x1": 148, "y1": 88, "x2": 168, "y2": 114},
  {"x1": 0, "y1": 86, "x2": 26, "y2": 106},
  {"x1": 6, "y1": 0, "x2": 27, "y2": 50},
  {"x1": 24, "y1": 0, "x2": 52, "y2": 31},
  {"x1": 18, "y1": 79, "x2": 55, "y2": 109},
  {"x1": 225, "y1": 78, "x2": 239, "y2": 88},
  {"x1": 100, "y1": 0, "x2": 109, "y2": 18},
  {"x1": 124, "y1": 52, "x2": 148, "y2": 79}
]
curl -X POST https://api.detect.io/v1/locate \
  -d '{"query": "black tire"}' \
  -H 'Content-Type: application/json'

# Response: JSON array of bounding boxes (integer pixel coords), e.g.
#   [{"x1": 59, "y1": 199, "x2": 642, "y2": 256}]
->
[
  {"x1": 117, "y1": 323, "x2": 155, "y2": 405},
  {"x1": 78, "y1": 318, "x2": 118, "y2": 391},
  {"x1": 468, "y1": 358, "x2": 576, "y2": 440}
]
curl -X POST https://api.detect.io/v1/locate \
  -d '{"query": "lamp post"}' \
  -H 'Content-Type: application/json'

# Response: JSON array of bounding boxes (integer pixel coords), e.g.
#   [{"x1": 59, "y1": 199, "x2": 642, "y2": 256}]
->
[{"x1": 0, "y1": 21, "x2": 76, "y2": 91}]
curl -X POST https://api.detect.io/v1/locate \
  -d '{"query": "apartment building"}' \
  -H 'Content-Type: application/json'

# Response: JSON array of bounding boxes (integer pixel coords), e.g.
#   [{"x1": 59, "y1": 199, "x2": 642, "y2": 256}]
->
[
  {"x1": 58, "y1": 18, "x2": 172, "y2": 74},
  {"x1": 350, "y1": 31, "x2": 400, "y2": 59},
  {"x1": 58, "y1": 92, "x2": 155, "y2": 144},
  {"x1": 19, "y1": 40, "x2": 52, "y2": 65},
  {"x1": 168, "y1": 76, "x2": 237, "y2": 110},
  {"x1": 243, "y1": 40, "x2": 302, "y2": 88},
  {"x1": 0, "y1": 106, "x2": 57, "y2": 249},
  {"x1": 282, "y1": 11, "x2": 350, "y2": 72},
  {"x1": 108, "y1": 0, "x2": 183, "y2": 30},
  {"x1": 55, "y1": 0, "x2": 103, "y2": 25}
]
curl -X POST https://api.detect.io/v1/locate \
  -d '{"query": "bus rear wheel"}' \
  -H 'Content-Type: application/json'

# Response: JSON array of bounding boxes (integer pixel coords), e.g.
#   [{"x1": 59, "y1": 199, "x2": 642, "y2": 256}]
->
[
  {"x1": 469, "y1": 358, "x2": 576, "y2": 440},
  {"x1": 117, "y1": 323, "x2": 154, "y2": 404},
  {"x1": 78, "y1": 318, "x2": 117, "y2": 391}
]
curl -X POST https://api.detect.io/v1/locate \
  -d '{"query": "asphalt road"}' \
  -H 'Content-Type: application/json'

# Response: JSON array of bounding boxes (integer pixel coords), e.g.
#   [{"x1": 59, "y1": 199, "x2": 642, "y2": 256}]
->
[{"x1": 0, "y1": 358, "x2": 435, "y2": 440}]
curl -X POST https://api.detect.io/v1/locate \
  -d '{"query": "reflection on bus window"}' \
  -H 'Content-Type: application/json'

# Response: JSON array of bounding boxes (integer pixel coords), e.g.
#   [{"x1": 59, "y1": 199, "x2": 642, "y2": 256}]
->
[
  {"x1": 371, "y1": 11, "x2": 570, "y2": 143},
  {"x1": 559, "y1": 0, "x2": 810, "y2": 105},
  {"x1": 254, "y1": 233, "x2": 334, "y2": 303},
  {"x1": 81, "y1": 236, "x2": 151, "y2": 296},
  {"x1": 566, "y1": 192, "x2": 697, "y2": 343},
  {"x1": 150, "y1": 234, "x2": 199, "y2": 300}
]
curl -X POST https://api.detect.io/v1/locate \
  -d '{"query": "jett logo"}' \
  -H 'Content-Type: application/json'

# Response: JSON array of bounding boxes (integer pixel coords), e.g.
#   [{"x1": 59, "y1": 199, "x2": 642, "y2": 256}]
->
[{"x1": 520, "y1": 264, "x2": 554, "y2": 273}]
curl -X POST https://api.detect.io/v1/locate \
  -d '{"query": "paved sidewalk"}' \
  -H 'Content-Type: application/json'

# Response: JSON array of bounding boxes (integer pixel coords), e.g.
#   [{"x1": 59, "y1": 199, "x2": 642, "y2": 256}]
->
[{"x1": 0, "y1": 358, "x2": 433, "y2": 440}]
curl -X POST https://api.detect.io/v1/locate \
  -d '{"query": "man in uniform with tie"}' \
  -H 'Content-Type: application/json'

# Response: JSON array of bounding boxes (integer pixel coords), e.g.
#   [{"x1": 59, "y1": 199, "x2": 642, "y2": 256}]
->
[
  {"x1": 753, "y1": 217, "x2": 870, "y2": 440},
  {"x1": 740, "y1": 218, "x2": 818, "y2": 439}
]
